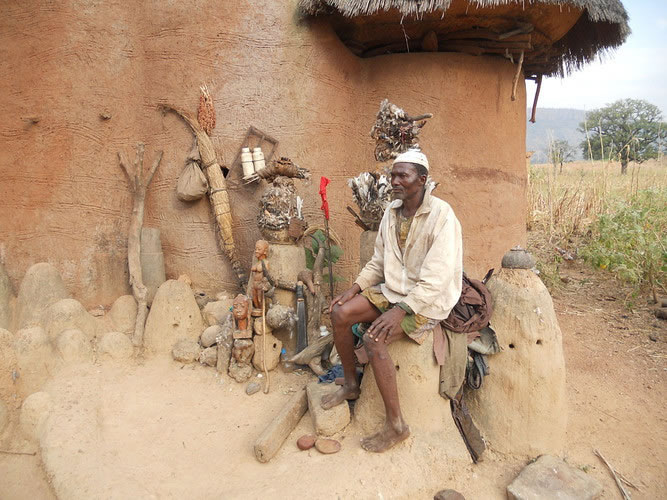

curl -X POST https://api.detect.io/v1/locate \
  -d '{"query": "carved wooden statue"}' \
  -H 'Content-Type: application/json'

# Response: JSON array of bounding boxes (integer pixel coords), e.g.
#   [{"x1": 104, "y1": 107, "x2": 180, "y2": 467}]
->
[
  {"x1": 251, "y1": 239, "x2": 271, "y2": 316},
  {"x1": 232, "y1": 293, "x2": 251, "y2": 339}
]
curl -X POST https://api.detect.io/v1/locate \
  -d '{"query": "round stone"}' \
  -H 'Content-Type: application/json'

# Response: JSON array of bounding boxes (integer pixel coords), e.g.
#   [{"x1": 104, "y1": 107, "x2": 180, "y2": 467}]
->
[
  {"x1": 315, "y1": 438, "x2": 341, "y2": 454},
  {"x1": 297, "y1": 434, "x2": 316, "y2": 450}
]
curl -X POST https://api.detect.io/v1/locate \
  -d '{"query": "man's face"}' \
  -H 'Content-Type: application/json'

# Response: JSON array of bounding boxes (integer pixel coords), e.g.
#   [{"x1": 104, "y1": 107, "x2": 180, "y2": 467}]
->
[{"x1": 390, "y1": 162, "x2": 426, "y2": 201}]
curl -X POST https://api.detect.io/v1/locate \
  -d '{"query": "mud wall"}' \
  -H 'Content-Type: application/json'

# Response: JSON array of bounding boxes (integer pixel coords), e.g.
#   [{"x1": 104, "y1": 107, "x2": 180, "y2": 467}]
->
[{"x1": 0, "y1": 0, "x2": 526, "y2": 307}]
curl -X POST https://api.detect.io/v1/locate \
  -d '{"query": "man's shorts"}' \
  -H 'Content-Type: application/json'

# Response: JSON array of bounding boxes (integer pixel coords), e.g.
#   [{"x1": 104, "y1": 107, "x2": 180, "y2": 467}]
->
[{"x1": 361, "y1": 285, "x2": 438, "y2": 345}]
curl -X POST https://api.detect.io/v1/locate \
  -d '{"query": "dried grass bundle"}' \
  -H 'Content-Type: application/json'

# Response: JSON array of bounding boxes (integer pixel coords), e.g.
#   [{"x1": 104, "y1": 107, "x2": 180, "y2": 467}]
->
[
  {"x1": 348, "y1": 171, "x2": 391, "y2": 228},
  {"x1": 197, "y1": 85, "x2": 216, "y2": 136},
  {"x1": 370, "y1": 99, "x2": 432, "y2": 162}
]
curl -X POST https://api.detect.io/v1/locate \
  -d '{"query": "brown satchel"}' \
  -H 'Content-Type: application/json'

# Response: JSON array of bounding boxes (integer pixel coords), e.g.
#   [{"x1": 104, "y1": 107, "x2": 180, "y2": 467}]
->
[{"x1": 441, "y1": 270, "x2": 494, "y2": 334}]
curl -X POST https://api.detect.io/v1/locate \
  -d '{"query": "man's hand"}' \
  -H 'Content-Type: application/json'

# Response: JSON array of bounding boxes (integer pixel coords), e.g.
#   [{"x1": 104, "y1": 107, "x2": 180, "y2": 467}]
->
[
  {"x1": 329, "y1": 283, "x2": 362, "y2": 312},
  {"x1": 366, "y1": 306, "x2": 406, "y2": 344}
]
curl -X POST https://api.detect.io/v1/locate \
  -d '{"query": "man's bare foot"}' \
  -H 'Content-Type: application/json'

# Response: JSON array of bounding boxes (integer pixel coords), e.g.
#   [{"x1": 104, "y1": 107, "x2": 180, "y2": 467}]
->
[
  {"x1": 360, "y1": 421, "x2": 410, "y2": 453},
  {"x1": 320, "y1": 385, "x2": 360, "y2": 410}
]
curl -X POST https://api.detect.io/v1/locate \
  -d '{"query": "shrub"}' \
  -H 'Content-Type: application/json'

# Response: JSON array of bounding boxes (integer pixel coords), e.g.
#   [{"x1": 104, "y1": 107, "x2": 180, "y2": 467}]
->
[{"x1": 580, "y1": 188, "x2": 667, "y2": 298}]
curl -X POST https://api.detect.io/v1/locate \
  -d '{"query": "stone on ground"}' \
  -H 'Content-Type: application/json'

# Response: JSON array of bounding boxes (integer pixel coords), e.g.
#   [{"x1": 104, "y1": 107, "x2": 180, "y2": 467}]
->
[
  {"x1": 0, "y1": 262, "x2": 13, "y2": 330},
  {"x1": 14, "y1": 326, "x2": 56, "y2": 397},
  {"x1": 306, "y1": 381, "x2": 350, "y2": 436},
  {"x1": 468, "y1": 269, "x2": 567, "y2": 455},
  {"x1": 98, "y1": 331, "x2": 133, "y2": 360},
  {"x1": 216, "y1": 316, "x2": 235, "y2": 373},
  {"x1": 200, "y1": 324, "x2": 223, "y2": 348},
  {"x1": 0, "y1": 328, "x2": 17, "y2": 402},
  {"x1": 315, "y1": 438, "x2": 341, "y2": 454},
  {"x1": 144, "y1": 280, "x2": 205, "y2": 354},
  {"x1": 245, "y1": 381, "x2": 261, "y2": 395},
  {"x1": 252, "y1": 333, "x2": 282, "y2": 372},
  {"x1": 55, "y1": 329, "x2": 93, "y2": 363},
  {"x1": 434, "y1": 489, "x2": 466, "y2": 500},
  {"x1": 202, "y1": 299, "x2": 234, "y2": 326},
  {"x1": 40, "y1": 298, "x2": 99, "y2": 341},
  {"x1": 507, "y1": 455, "x2": 602, "y2": 500},
  {"x1": 20, "y1": 391, "x2": 53, "y2": 441},
  {"x1": 297, "y1": 434, "x2": 316, "y2": 450},
  {"x1": 109, "y1": 295, "x2": 137, "y2": 334},
  {"x1": 15, "y1": 262, "x2": 68, "y2": 330},
  {"x1": 172, "y1": 339, "x2": 201, "y2": 364},
  {"x1": 199, "y1": 346, "x2": 217, "y2": 366}
]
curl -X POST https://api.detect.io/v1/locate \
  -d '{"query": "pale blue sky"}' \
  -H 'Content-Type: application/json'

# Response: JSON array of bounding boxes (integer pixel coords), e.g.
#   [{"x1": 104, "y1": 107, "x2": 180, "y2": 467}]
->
[{"x1": 537, "y1": 1, "x2": 667, "y2": 114}]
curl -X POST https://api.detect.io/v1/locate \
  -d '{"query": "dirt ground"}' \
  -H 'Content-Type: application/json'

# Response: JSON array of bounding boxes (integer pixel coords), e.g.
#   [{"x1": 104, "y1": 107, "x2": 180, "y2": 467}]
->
[{"x1": 0, "y1": 260, "x2": 665, "y2": 499}]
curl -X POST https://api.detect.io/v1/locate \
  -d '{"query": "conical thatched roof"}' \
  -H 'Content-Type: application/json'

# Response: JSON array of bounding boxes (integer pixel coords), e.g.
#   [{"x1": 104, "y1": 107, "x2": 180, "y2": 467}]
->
[{"x1": 298, "y1": 0, "x2": 629, "y2": 77}]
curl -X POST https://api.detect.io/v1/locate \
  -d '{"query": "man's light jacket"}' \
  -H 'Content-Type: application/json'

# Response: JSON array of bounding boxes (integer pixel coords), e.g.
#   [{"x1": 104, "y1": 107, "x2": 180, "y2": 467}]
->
[{"x1": 354, "y1": 185, "x2": 463, "y2": 320}]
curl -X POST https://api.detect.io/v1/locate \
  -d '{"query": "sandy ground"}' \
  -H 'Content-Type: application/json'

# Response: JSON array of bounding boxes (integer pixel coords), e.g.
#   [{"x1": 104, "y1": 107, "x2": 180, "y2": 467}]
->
[{"x1": 0, "y1": 262, "x2": 665, "y2": 499}]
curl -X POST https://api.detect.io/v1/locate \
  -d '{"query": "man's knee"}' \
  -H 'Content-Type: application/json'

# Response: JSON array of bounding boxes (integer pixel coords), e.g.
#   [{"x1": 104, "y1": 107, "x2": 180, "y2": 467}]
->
[
  {"x1": 362, "y1": 332, "x2": 380, "y2": 352},
  {"x1": 331, "y1": 303, "x2": 349, "y2": 329}
]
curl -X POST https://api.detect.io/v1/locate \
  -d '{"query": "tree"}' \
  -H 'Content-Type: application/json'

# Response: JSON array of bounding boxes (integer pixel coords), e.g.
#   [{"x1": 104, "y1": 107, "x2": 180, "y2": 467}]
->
[
  {"x1": 547, "y1": 138, "x2": 575, "y2": 174},
  {"x1": 578, "y1": 99, "x2": 665, "y2": 174}
]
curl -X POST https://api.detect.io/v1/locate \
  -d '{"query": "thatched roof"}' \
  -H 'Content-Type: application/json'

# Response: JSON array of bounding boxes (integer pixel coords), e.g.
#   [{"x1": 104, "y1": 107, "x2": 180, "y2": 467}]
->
[{"x1": 297, "y1": 0, "x2": 630, "y2": 77}]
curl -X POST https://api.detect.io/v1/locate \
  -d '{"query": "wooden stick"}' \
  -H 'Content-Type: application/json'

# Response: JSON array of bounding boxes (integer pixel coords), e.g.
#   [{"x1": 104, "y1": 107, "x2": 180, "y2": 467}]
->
[
  {"x1": 511, "y1": 50, "x2": 524, "y2": 101},
  {"x1": 254, "y1": 388, "x2": 307, "y2": 463},
  {"x1": 261, "y1": 290, "x2": 269, "y2": 394},
  {"x1": 118, "y1": 144, "x2": 163, "y2": 347},
  {"x1": 593, "y1": 449, "x2": 632, "y2": 500},
  {"x1": 529, "y1": 75, "x2": 542, "y2": 123},
  {"x1": 0, "y1": 449, "x2": 37, "y2": 456},
  {"x1": 346, "y1": 206, "x2": 370, "y2": 231}
]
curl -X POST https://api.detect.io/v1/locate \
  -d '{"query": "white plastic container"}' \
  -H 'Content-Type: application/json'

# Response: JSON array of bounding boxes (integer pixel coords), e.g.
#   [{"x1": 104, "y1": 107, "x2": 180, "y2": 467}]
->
[
  {"x1": 241, "y1": 147, "x2": 254, "y2": 178},
  {"x1": 252, "y1": 147, "x2": 266, "y2": 172}
]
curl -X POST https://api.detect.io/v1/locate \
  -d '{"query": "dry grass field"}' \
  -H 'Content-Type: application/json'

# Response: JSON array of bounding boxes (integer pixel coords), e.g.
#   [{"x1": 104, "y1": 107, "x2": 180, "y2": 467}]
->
[{"x1": 528, "y1": 158, "x2": 667, "y2": 304}]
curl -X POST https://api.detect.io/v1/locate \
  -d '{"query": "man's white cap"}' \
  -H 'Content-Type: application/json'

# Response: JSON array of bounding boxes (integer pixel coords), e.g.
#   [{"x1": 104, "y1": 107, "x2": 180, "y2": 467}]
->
[{"x1": 393, "y1": 149, "x2": 429, "y2": 171}]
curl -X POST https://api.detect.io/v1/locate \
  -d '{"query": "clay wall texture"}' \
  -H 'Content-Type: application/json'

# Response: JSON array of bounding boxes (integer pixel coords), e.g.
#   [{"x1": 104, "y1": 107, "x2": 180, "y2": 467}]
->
[{"x1": 0, "y1": 0, "x2": 526, "y2": 307}]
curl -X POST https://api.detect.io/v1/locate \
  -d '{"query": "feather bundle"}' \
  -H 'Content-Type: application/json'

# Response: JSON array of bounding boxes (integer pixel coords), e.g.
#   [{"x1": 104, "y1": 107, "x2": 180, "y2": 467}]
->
[
  {"x1": 370, "y1": 99, "x2": 432, "y2": 162},
  {"x1": 348, "y1": 172, "x2": 391, "y2": 229}
]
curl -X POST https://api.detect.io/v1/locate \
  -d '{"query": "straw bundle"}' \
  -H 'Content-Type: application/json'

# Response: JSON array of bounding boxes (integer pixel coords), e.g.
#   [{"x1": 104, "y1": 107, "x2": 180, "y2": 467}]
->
[
  {"x1": 160, "y1": 103, "x2": 246, "y2": 286},
  {"x1": 197, "y1": 85, "x2": 216, "y2": 136}
]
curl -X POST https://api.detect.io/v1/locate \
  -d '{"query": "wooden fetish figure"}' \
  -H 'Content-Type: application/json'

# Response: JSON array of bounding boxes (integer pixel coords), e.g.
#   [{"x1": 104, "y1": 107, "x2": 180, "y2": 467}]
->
[
  {"x1": 232, "y1": 294, "x2": 252, "y2": 339},
  {"x1": 251, "y1": 239, "x2": 271, "y2": 317}
]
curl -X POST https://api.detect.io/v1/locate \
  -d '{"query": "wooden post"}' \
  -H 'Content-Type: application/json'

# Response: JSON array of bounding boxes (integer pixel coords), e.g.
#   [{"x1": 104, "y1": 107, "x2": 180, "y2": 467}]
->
[{"x1": 118, "y1": 143, "x2": 163, "y2": 347}]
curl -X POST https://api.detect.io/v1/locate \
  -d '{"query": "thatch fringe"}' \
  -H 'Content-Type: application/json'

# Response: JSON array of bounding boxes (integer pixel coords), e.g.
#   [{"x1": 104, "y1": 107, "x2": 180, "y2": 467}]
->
[{"x1": 298, "y1": 0, "x2": 630, "y2": 76}]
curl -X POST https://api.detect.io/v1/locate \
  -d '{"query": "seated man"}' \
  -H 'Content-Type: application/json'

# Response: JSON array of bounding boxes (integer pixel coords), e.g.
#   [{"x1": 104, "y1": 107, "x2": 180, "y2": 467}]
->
[{"x1": 322, "y1": 149, "x2": 463, "y2": 452}]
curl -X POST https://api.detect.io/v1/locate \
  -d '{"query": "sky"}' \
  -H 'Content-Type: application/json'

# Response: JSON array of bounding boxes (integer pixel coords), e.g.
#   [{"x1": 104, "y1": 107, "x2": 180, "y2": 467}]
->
[{"x1": 536, "y1": 1, "x2": 667, "y2": 115}]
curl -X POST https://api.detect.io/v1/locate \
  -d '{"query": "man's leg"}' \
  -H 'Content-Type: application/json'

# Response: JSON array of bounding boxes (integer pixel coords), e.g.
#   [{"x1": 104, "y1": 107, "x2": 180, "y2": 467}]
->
[
  {"x1": 360, "y1": 327, "x2": 410, "y2": 452},
  {"x1": 321, "y1": 294, "x2": 380, "y2": 410}
]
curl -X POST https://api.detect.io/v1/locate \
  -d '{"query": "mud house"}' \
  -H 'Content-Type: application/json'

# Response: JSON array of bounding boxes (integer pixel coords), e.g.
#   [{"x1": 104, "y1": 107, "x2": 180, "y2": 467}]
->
[{"x1": 0, "y1": 0, "x2": 628, "y2": 305}]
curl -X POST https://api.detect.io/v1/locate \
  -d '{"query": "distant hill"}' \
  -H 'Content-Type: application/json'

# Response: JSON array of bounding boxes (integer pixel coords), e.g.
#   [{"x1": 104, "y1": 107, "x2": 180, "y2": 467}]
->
[{"x1": 526, "y1": 108, "x2": 587, "y2": 163}]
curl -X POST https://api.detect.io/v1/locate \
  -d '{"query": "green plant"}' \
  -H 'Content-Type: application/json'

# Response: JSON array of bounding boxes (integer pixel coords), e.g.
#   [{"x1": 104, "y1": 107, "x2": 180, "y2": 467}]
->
[
  {"x1": 305, "y1": 229, "x2": 345, "y2": 283},
  {"x1": 580, "y1": 188, "x2": 667, "y2": 300}
]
